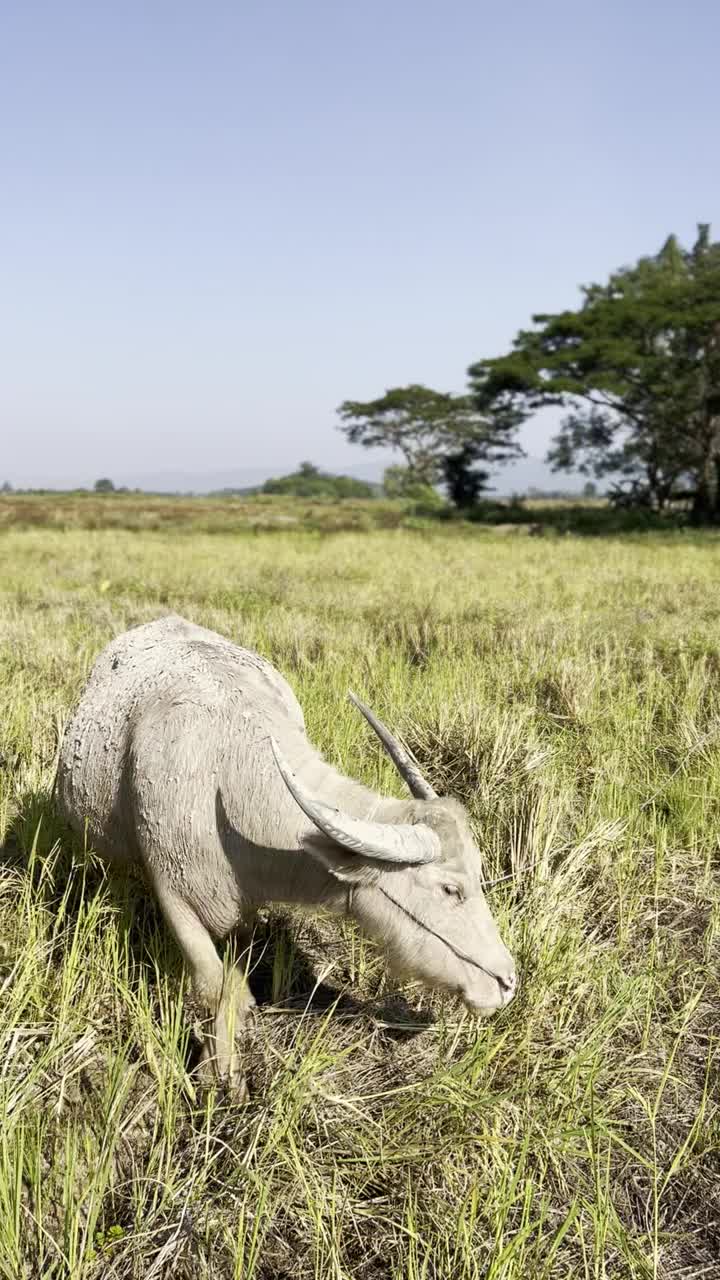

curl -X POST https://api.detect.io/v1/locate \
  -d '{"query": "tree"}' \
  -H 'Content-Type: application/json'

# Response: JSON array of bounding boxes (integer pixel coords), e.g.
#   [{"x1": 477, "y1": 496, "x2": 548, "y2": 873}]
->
[
  {"x1": 469, "y1": 225, "x2": 720, "y2": 519},
  {"x1": 262, "y1": 463, "x2": 377, "y2": 499},
  {"x1": 94, "y1": 478, "x2": 115, "y2": 493},
  {"x1": 338, "y1": 384, "x2": 523, "y2": 503},
  {"x1": 382, "y1": 465, "x2": 436, "y2": 500},
  {"x1": 381, "y1": 465, "x2": 444, "y2": 506},
  {"x1": 441, "y1": 443, "x2": 491, "y2": 508}
]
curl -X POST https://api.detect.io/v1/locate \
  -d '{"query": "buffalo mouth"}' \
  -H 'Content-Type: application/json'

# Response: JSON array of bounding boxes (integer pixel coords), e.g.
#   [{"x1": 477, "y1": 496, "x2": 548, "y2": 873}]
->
[{"x1": 459, "y1": 972, "x2": 517, "y2": 1014}]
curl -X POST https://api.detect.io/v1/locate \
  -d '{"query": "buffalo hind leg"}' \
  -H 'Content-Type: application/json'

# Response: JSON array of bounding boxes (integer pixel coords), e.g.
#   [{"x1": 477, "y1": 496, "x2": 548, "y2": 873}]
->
[{"x1": 155, "y1": 886, "x2": 255, "y2": 1100}]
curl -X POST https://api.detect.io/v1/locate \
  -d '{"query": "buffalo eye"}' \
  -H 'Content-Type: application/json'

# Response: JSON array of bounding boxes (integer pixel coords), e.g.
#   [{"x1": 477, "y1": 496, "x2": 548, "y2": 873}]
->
[{"x1": 443, "y1": 883, "x2": 464, "y2": 902}]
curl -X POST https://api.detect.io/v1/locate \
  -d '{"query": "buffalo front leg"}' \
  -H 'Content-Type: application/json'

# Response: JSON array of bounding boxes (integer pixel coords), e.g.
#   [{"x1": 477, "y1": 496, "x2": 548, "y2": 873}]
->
[{"x1": 155, "y1": 886, "x2": 255, "y2": 1099}]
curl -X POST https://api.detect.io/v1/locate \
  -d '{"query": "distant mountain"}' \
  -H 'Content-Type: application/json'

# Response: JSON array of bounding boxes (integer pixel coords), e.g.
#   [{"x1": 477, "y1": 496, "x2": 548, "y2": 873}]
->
[
  {"x1": 90, "y1": 461, "x2": 388, "y2": 495},
  {"x1": 104, "y1": 457, "x2": 583, "y2": 497},
  {"x1": 6, "y1": 456, "x2": 584, "y2": 496},
  {"x1": 488, "y1": 457, "x2": 585, "y2": 496}
]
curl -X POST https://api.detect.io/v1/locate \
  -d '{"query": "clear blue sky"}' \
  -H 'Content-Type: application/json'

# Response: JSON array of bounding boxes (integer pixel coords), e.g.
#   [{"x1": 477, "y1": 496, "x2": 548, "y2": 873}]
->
[{"x1": 2, "y1": 0, "x2": 719, "y2": 488}]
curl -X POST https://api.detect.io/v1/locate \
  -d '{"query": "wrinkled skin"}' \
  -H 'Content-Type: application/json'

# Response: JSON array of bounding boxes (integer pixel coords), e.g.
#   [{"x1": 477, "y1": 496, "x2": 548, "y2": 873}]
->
[{"x1": 56, "y1": 615, "x2": 516, "y2": 1097}]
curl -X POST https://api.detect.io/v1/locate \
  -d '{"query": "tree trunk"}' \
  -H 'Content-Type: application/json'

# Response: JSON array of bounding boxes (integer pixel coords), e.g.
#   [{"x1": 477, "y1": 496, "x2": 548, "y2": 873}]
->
[
  {"x1": 691, "y1": 457, "x2": 720, "y2": 523},
  {"x1": 689, "y1": 417, "x2": 720, "y2": 524}
]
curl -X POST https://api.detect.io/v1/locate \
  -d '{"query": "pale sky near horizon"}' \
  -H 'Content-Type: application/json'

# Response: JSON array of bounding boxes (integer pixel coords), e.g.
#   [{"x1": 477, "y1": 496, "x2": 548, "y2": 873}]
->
[{"x1": 2, "y1": 0, "x2": 719, "y2": 489}]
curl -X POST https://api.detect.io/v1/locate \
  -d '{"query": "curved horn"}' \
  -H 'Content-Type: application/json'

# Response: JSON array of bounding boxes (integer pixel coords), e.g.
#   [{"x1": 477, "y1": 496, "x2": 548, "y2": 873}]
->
[
  {"x1": 347, "y1": 691, "x2": 438, "y2": 801},
  {"x1": 270, "y1": 738, "x2": 440, "y2": 866}
]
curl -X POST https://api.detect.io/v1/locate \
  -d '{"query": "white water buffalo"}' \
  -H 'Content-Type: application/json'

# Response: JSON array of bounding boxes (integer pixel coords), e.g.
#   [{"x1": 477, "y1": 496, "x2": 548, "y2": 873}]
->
[{"x1": 56, "y1": 615, "x2": 516, "y2": 1096}]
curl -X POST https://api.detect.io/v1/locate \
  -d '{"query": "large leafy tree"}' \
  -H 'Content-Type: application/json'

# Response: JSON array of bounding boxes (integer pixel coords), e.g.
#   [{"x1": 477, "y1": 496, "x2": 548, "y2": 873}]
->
[
  {"x1": 469, "y1": 226, "x2": 720, "y2": 518},
  {"x1": 337, "y1": 384, "x2": 523, "y2": 505}
]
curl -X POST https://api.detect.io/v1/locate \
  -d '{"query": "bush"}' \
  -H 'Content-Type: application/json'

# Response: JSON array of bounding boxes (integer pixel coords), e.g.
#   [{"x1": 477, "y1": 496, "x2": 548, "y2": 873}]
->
[{"x1": 262, "y1": 462, "x2": 378, "y2": 499}]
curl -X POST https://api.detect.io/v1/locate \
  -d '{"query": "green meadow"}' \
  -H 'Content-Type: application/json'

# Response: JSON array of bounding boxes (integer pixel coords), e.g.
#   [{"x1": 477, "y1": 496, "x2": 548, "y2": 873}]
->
[{"x1": 0, "y1": 500, "x2": 718, "y2": 1278}]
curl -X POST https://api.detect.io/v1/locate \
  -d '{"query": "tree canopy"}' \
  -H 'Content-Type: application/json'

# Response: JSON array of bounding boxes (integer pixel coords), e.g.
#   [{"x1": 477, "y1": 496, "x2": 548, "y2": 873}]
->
[
  {"x1": 337, "y1": 384, "x2": 523, "y2": 506},
  {"x1": 469, "y1": 225, "x2": 720, "y2": 519}
]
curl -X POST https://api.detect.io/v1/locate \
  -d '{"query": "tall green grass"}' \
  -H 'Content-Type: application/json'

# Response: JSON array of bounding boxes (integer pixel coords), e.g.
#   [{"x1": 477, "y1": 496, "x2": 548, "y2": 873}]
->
[{"x1": 0, "y1": 523, "x2": 718, "y2": 1278}]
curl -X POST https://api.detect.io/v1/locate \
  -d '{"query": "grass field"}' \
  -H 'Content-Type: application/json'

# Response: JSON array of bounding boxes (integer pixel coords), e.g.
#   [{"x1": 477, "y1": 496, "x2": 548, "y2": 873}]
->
[{"x1": 0, "y1": 505, "x2": 719, "y2": 1278}]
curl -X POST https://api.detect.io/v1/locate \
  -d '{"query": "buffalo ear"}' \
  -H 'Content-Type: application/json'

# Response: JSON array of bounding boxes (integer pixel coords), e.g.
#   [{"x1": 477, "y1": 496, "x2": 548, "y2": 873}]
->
[{"x1": 302, "y1": 832, "x2": 384, "y2": 885}]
